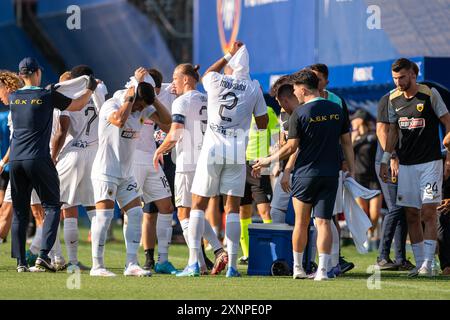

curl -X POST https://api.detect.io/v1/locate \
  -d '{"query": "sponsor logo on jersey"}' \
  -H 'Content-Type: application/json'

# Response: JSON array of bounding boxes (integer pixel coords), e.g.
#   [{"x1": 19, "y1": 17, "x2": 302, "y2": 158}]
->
[
  {"x1": 416, "y1": 103, "x2": 424, "y2": 112},
  {"x1": 217, "y1": 0, "x2": 241, "y2": 54},
  {"x1": 398, "y1": 117, "x2": 425, "y2": 130},
  {"x1": 121, "y1": 129, "x2": 139, "y2": 139}
]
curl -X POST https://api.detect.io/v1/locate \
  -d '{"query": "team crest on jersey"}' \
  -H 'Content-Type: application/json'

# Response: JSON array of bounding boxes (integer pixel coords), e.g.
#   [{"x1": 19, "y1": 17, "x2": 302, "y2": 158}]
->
[
  {"x1": 108, "y1": 190, "x2": 113, "y2": 196},
  {"x1": 217, "y1": 0, "x2": 241, "y2": 54},
  {"x1": 416, "y1": 103, "x2": 424, "y2": 112},
  {"x1": 140, "y1": 117, "x2": 144, "y2": 125}
]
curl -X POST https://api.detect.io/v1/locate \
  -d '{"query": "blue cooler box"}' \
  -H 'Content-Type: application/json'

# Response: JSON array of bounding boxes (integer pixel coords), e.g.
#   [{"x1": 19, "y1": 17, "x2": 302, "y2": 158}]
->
[{"x1": 247, "y1": 223, "x2": 293, "y2": 275}]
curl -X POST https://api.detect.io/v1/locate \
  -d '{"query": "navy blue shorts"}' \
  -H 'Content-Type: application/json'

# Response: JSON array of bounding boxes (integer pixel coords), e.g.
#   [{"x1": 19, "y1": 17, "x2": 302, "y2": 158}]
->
[{"x1": 291, "y1": 176, "x2": 338, "y2": 220}]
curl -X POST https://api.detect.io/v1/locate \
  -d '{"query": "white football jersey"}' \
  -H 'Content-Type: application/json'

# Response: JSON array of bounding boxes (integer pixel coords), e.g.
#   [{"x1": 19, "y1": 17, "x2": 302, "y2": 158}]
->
[
  {"x1": 134, "y1": 117, "x2": 157, "y2": 165},
  {"x1": 202, "y1": 72, "x2": 267, "y2": 161},
  {"x1": 92, "y1": 89, "x2": 155, "y2": 179},
  {"x1": 171, "y1": 90, "x2": 208, "y2": 172},
  {"x1": 158, "y1": 83, "x2": 177, "y2": 112},
  {"x1": 59, "y1": 97, "x2": 102, "y2": 152}
]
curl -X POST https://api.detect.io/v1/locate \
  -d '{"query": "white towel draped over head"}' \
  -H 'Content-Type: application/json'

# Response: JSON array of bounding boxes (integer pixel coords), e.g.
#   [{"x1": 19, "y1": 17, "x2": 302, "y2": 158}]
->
[{"x1": 228, "y1": 45, "x2": 250, "y2": 80}]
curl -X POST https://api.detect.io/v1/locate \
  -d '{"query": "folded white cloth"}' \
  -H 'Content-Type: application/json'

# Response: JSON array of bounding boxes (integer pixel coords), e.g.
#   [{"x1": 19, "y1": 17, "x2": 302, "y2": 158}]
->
[
  {"x1": 125, "y1": 74, "x2": 156, "y2": 94},
  {"x1": 228, "y1": 45, "x2": 250, "y2": 80},
  {"x1": 342, "y1": 176, "x2": 380, "y2": 254},
  {"x1": 55, "y1": 75, "x2": 108, "y2": 110}
]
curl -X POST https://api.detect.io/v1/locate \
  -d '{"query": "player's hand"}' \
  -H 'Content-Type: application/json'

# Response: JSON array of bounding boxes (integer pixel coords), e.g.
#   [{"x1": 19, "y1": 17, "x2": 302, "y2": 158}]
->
[
  {"x1": 153, "y1": 151, "x2": 164, "y2": 170},
  {"x1": 379, "y1": 163, "x2": 389, "y2": 183},
  {"x1": 251, "y1": 167, "x2": 261, "y2": 179},
  {"x1": 252, "y1": 157, "x2": 271, "y2": 171},
  {"x1": 390, "y1": 157, "x2": 399, "y2": 180},
  {"x1": 87, "y1": 74, "x2": 98, "y2": 92},
  {"x1": 229, "y1": 41, "x2": 244, "y2": 56},
  {"x1": 280, "y1": 172, "x2": 291, "y2": 193},
  {"x1": 134, "y1": 67, "x2": 147, "y2": 83}
]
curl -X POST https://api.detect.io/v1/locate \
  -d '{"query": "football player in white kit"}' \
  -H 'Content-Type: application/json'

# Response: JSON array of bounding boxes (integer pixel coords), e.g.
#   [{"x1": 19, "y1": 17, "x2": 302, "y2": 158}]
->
[
  {"x1": 50, "y1": 65, "x2": 108, "y2": 272},
  {"x1": 131, "y1": 69, "x2": 177, "y2": 275},
  {"x1": 139, "y1": 69, "x2": 178, "y2": 271},
  {"x1": 189, "y1": 41, "x2": 268, "y2": 277},
  {"x1": 153, "y1": 63, "x2": 228, "y2": 276},
  {"x1": 90, "y1": 68, "x2": 171, "y2": 277}
]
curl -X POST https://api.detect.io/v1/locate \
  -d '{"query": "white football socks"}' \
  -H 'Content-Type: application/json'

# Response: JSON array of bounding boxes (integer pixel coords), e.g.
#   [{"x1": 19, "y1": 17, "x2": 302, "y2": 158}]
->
[
  {"x1": 422, "y1": 239, "x2": 437, "y2": 270},
  {"x1": 156, "y1": 213, "x2": 172, "y2": 264},
  {"x1": 64, "y1": 217, "x2": 79, "y2": 265},
  {"x1": 188, "y1": 210, "x2": 205, "y2": 266},
  {"x1": 203, "y1": 218, "x2": 222, "y2": 252},
  {"x1": 225, "y1": 213, "x2": 240, "y2": 269},
  {"x1": 91, "y1": 209, "x2": 113, "y2": 269},
  {"x1": 318, "y1": 253, "x2": 330, "y2": 276},
  {"x1": 180, "y1": 218, "x2": 190, "y2": 246},
  {"x1": 411, "y1": 241, "x2": 425, "y2": 269},
  {"x1": 293, "y1": 251, "x2": 304, "y2": 271},
  {"x1": 87, "y1": 209, "x2": 96, "y2": 223},
  {"x1": 125, "y1": 206, "x2": 144, "y2": 266}
]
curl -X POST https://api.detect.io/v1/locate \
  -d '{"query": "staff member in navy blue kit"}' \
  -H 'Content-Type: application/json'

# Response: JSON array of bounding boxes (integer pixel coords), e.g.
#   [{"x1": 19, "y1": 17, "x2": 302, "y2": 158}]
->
[
  {"x1": 253, "y1": 69, "x2": 355, "y2": 281},
  {"x1": 10, "y1": 57, "x2": 97, "y2": 272}
]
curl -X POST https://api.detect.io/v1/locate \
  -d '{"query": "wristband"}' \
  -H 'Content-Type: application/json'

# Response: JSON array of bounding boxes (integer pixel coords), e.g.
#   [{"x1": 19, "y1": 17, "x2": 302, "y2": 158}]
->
[
  {"x1": 381, "y1": 152, "x2": 392, "y2": 164},
  {"x1": 224, "y1": 53, "x2": 232, "y2": 62},
  {"x1": 0, "y1": 159, "x2": 4, "y2": 167}
]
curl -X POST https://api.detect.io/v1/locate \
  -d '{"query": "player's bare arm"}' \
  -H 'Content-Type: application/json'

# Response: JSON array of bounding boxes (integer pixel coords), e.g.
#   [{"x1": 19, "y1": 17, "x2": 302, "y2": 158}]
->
[
  {"x1": 108, "y1": 86, "x2": 135, "y2": 128},
  {"x1": 153, "y1": 122, "x2": 184, "y2": 170},
  {"x1": 151, "y1": 97, "x2": 172, "y2": 130},
  {"x1": 340, "y1": 132, "x2": 355, "y2": 177},
  {"x1": 252, "y1": 138, "x2": 299, "y2": 174},
  {"x1": 280, "y1": 149, "x2": 299, "y2": 193},
  {"x1": 202, "y1": 40, "x2": 243, "y2": 78},
  {"x1": 379, "y1": 123, "x2": 399, "y2": 182},
  {"x1": 50, "y1": 115, "x2": 70, "y2": 164}
]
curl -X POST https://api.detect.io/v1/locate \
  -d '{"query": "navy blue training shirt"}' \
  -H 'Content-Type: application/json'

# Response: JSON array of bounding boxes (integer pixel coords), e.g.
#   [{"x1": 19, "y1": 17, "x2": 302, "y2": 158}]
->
[
  {"x1": 9, "y1": 86, "x2": 72, "y2": 161},
  {"x1": 288, "y1": 97, "x2": 349, "y2": 178}
]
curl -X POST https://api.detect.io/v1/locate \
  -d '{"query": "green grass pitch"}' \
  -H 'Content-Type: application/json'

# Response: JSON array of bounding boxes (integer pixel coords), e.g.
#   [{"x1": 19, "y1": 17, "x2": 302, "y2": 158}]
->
[{"x1": 0, "y1": 224, "x2": 449, "y2": 300}]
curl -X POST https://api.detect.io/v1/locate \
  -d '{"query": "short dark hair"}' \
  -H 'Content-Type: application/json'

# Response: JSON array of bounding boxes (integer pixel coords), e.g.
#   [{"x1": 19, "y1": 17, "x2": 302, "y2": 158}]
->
[
  {"x1": 148, "y1": 68, "x2": 163, "y2": 88},
  {"x1": 309, "y1": 63, "x2": 329, "y2": 79},
  {"x1": 289, "y1": 69, "x2": 319, "y2": 90},
  {"x1": 412, "y1": 62, "x2": 419, "y2": 76},
  {"x1": 136, "y1": 82, "x2": 155, "y2": 105},
  {"x1": 71, "y1": 65, "x2": 94, "y2": 78},
  {"x1": 270, "y1": 75, "x2": 294, "y2": 98},
  {"x1": 392, "y1": 58, "x2": 414, "y2": 73}
]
